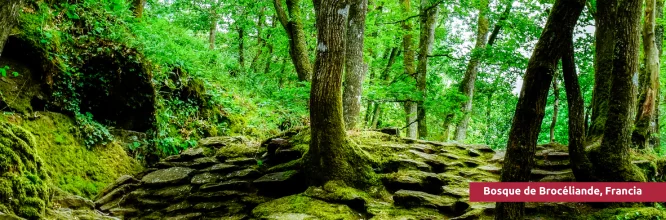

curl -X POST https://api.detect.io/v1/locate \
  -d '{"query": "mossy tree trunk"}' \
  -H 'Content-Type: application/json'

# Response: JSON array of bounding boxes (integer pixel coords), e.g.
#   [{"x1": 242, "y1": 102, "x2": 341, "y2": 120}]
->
[
  {"x1": 495, "y1": 0, "x2": 585, "y2": 219},
  {"x1": 208, "y1": 0, "x2": 223, "y2": 50},
  {"x1": 342, "y1": 0, "x2": 369, "y2": 130},
  {"x1": 592, "y1": 0, "x2": 646, "y2": 182},
  {"x1": 587, "y1": 0, "x2": 616, "y2": 144},
  {"x1": 415, "y1": 0, "x2": 438, "y2": 139},
  {"x1": 131, "y1": 0, "x2": 145, "y2": 18},
  {"x1": 653, "y1": 0, "x2": 664, "y2": 152},
  {"x1": 306, "y1": 0, "x2": 374, "y2": 188},
  {"x1": 401, "y1": 0, "x2": 418, "y2": 139},
  {"x1": 455, "y1": 0, "x2": 489, "y2": 142},
  {"x1": 274, "y1": 0, "x2": 313, "y2": 82},
  {"x1": 250, "y1": 7, "x2": 265, "y2": 72},
  {"x1": 633, "y1": 0, "x2": 660, "y2": 150},
  {"x1": 562, "y1": 35, "x2": 595, "y2": 182},
  {"x1": 238, "y1": 27, "x2": 245, "y2": 69},
  {"x1": 0, "y1": 0, "x2": 21, "y2": 57},
  {"x1": 550, "y1": 73, "x2": 559, "y2": 143}
]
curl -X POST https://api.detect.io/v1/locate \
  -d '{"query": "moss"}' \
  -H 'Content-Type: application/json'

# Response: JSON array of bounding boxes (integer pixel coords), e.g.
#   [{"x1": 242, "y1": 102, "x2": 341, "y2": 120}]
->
[
  {"x1": 252, "y1": 194, "x2": 362, "y2": 219},
  {"x1": 0, "y1": 122, "x2": 49, "y2": 219},
  {"x1": 216, "y1": 143, "x2": 258, "y2": 159},
  {"x1": 1, "y1": 112, "x2": 142, "y2": 198},
  {"x1": 582, "y1": 207, "x2": 666, "y2": 220}
]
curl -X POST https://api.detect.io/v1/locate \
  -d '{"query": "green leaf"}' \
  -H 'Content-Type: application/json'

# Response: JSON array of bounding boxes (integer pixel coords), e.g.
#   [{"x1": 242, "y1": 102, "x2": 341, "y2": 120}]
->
[
  {"x1": 12, "y1": 72, "x2": 18, "y2": 77},
  {"x1": 0, "y1": 69, "x2": 6, "y2": 77}
]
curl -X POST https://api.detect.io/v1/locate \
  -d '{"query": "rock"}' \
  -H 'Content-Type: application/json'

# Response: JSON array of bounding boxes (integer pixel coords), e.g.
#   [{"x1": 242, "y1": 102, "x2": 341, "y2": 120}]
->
[
  {"x1": 226, "y1": 168, "x2": 262, "y2": 179},
  {"x1": 189, "y1": 190, "x2": 248, "y2": 201},
  {"x1": 489, "y1": 150, "x2": 506, "y2": 162},
  {"x1": 461, "y1": 144, "x2": 494, "y2": 153},
  {"x1": 158, "y1": 157, "x2": 219, "y2": 169},
  {"x1": 463, "y1": 159, "x2": 481, "y2": 168},
  {"x1": 200, "y1": 136, "x2": 249, "y2": 147},
  {"x1": 378, "y1": 127, "x2": 401, "y2": 136},
  {"x1": 253, "y1": 170, "x2": 306, "y2": 197},
  {"x1": 53, "y1": 194, "x2": 95, "y2": 210},
  {"x1": 410, "y1": 144, "x2": 435, "y2": 154},
  {"x1": 225, "y1": 158, "x2": 257, "y2": 166},
  {"x1": 536, "y1": 151, "x2": 569, "y2": 161},
  {"x1": 200, "y1": 180, "x2": 252, "y2": 192},
  {"x1": 381, "y1": 171, "x2": 448, "y2": 194},
  {"x1": 382, "y1": 158, "x2": 431, "y2": 173},
  {"x1": 154, "y1": 184, "x2": 194, "y2": 199},
  {"x1": 164, "y1": 212, "x2": 202, "y2": 220},
  {"x1": 95, "y1": 183, "x2": 140, "y2": 208},
  {"x1": 303, "y1": 181, "x2": 368, "y2": 211},
  {"x1": 141, "y1": 167, "x2": 195, "y2": 186},
  {"x1": 531, "y1": 169, "x2": 572, "y2": 181},
  {"x1": 0, "y1": 212, "x2": 24, "y2": 220},
  {"x1": 94, "y1": 175, "x2": 139, "y2": 201},
  {"x1": 266, "y1": 138, "x2": 291, "y2": 155},
  {"x1": 193, "y1": 202, "x2": 226, "y2": 211},
  {"x1": 539, "y1": 173, "x2": 576, "y2": 182},
  {"x1": 478, "y1": 165, "x2": 501, "y2": 174},
  {"x1": 393, "y1": 190, "x2": 469, "y2": 215},
  {"x1": 136, "y1": 197, "x2": 169, "y2": 207},
  {"x1": 442, "y1": 186, "x2": 470, "y2": 198},
  {"x1": 181, "y1": 147, "x2": 205, "y2": 159},
  {"x1": 535, "y1": 159, "x2": 570, "y2": 170},
  {"x1": 191, "y1": 172, "x2": 225, "y2": 185},
  {"x1": 409, "y1": 150, "x2": 447, "y2": 172},
  {"x1": 199, "y1": 163, "x2": 239, "y2": 173},
  {"x1": 467, "y1": 149, "x2": 482, "y2": 157},
  {"x1": 165, "y1": 201, "x2": 193, "y2": 213},
  {"x1": 271, "y1": 149, "x2": 303, "y2": 164},
  {"x1": 108, "y1": 208, "x2": 139, "y2": 216}
]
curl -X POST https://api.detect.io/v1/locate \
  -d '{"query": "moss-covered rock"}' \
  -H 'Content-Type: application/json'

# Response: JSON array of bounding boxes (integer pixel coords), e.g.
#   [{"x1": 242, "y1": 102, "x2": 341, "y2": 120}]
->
[
  {"x1": 581, "y1": 207, "x2": 666, "y2": 220},
  {"x1": 251, "y1": 194, "x2": 363, "y2": 219},
  {"x1": 0, "y1": 122, "x2": 49, "y2": 219}
]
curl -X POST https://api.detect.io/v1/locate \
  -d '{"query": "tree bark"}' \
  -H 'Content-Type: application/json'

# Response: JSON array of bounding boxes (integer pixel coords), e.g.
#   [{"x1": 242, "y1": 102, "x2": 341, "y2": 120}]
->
[
  {"x1": 587, "y1": 0, "x2": 616, "y2": 144},
  {"x1": 343, "y1": 0, "x2": 369, "y2": 130},
  {"x1": 592, "y1": 0, "x2": 646, "y2": 182},
  {"x1": 654, "y1": 0, "x2": 664, "y2": 152},
  {"x1": 495, "y1": 0, "x2": 585, "y2": 219},
  {"x1": 274, "y1": 0, "x2": 313, "y2": 82},
  {"x1": 415, "y1": 0, "x2": 438, "y2": 139},
  {"x1": 0, "y1": 0, "x2": 21, "y2": 57},
  {"x1": 305, "y1": 0, "x2": 374, "y2": 188},
  {"x1": 250, "y1": 7, "x2": 266, "y2": 71},
  {"x1": 131, "y1": 0, "x2": 145, "y2": 18},
  {"x1": 401, "y1": 0, "x2": 418, "y2": 139},
  {"x1": 238, "y1": 27, "x2": 245, "y2": 69},
  {"x1": 455, "y1": 0, "x2": 490, "y2": 141},
  {"x1": 550, "y1": 73, "x2": 559, "y2": 143},
  {"x1": 209, "y1": 10, "x2": 219, "y2": 50},
  {"x1": 562, "y1": 35, "x2": 595, "y2": 182},
  {"x1": 633, "y1": 0, "x2": 661, "y2": 149}
]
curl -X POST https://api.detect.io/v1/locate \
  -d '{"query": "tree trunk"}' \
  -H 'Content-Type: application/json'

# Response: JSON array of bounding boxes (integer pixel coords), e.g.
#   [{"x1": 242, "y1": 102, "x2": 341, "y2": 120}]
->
[
  {"x1": 250, "y1": 7, "x2": 266, "y2": 71},
  {"x1": 415, "y1": 0, "x2": 438, "y2": 139},
  {"x1": 455, "y1": 0, "x2": 490, "y2": 141},
  {"x1": 305, "y1": 0, "x2": 374, "y2": 188},
  {"x1": 0, "y1": 0, "x2": 21, "y2": 57},
  {"x1": 562, "y1": 35, "x2": 595, "y2": 182},
  {"x1": 401, "y1": 0, "x2": 418, "y2": 139},
  {"x1": 592, "y1": 0, "x2": 646, "y2": 182},
  {"x1": 342, "y1": 0, "x2": 369, "y2": 130},
  {"x1": 550, "y1": 74, "x2": 559, "y2": 143},
  {"x1": 238, "y1": 27, "x2": 245, "y2": 69},
  {"x1": 487, "y1": 3, "x2": 512, "y2": 46},
  {"x1": 263, "y1": 17, "x2": 278, "y2": 75},
  {"x1": 633, "y1": 0, "x2": 660, "y2": 150},
  {"x1": 495, "y1": 0, "x2": 585, "y2": 219},
  {"x1": 131, "y1": 0, "x2": 145, "y2": 18},
  {"x1": 587, "y1": 0, "x2": 616, "y2": 144},
  {"x1": 209, "y1": 12, "x2": 218, "y2": 50},
  {"x1": 274, "y1": 0, "x2": 313, "y2": 82},
  {"x1": 371, "y1": 103, "x2": 381, "y2": 129},
  {"x1": 654, "y1": 0, "x2": 664, "y2": 152}
]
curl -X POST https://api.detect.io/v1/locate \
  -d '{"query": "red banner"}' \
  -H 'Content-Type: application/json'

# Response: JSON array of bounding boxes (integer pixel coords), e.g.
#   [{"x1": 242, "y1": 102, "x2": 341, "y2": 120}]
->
[{"x1": 470, "y1": 182, "x2": 666, "y2": 202}]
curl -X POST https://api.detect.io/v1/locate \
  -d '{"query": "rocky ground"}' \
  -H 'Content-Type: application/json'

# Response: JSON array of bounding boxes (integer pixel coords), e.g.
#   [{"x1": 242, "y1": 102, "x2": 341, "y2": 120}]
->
[{"x1": 79, "y1": 128, "x2": 586, "y2": 220}]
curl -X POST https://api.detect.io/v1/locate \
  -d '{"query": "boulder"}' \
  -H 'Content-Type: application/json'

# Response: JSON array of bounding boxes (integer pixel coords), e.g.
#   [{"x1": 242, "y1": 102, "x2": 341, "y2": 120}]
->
[
  {"x1": 200, "y1": 180, "x2": 252, "y2": 192},
  {"x1": 266, "y1": 138, "x2": 291, "y2": 155},
  {"x1": 191, "y1": 172, "x2": 225, "y2": 185},
  {"x1": 141, "y1": 167, "x2": 196, "y2": 186},
  {"x1": 225, "y1": 168, "x2": 262, "y2": 179},
  {"x1": 53, "y1": 194, "x2": 95, "y2": 210},
  {"x1": 253, "y1": 171, "x2": 306, "y2": 197},
  {"x1": 180, "y1": 147, "x2": 205, "y2": 159},
  {"x1": 199, "y1": 163, "x2": 239, "y2": 173},
  {"x1": 393, "y1": 190, "x2": 469, "y2": 216},
  {"x1": 251, "y1": 195, "x2": 361, "y2": 219},
  {"x1": 157, "y1": 157, "x2": 219, "y2": 169}
]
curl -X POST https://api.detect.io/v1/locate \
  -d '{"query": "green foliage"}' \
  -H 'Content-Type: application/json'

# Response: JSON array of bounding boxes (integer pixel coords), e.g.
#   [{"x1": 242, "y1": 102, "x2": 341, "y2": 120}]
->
[
  {"x1": 0, "y1": 66, "x2": 19, "y2": 77},
  {"x1": 75, "y1": 112, "x2": 113, "y2": 149}
]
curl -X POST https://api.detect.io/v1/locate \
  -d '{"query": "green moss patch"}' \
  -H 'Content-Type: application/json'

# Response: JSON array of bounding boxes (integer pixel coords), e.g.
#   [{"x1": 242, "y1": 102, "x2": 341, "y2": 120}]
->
[
  {"x1": 582, "y1": 207, "x2": 666, "y2": 220},
  {"x1": 252, "y1": 194, "x2": 363, "y2": 219}
]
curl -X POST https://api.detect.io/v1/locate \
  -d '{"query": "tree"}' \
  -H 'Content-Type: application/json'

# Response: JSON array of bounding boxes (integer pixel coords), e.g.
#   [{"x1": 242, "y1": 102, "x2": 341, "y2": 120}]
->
[
  {"x1": 274, "y1": 0, "x2": 313, "y2": 82},
  {"x1": 455, "y1": 0, "x2": 490, "y2": 141},
  {"x1": 591, "y1": 0, "x2": 645, "y2": 182},
  {"x1": 549, "y1": 73, "x2": 559, "y2": 143},
  {"x1": 131, "y1": 0, "x2": 146, "y2": 18},
  {"x1": 401, "y1": 0, "x2": 418, "y2": 139},
  {"x1": 495, "y1": 0, "x2": 585, "y2": 218},
  {"x1": 587, "y1": 0, "x2": 616, "y2": 144},
  {"x1": 0, "y1": 0, "x2": 21, "y2": 56},
  {"x1": 208, "y1": 0, "x2": 223, "y2": 50},
  {"x1": 415, "y1": 0, "x2": 439, "y2": 138},
  {"x1": 562, "y1": 34, "x2": 595, "y2": 182},
  {"x1": 633, "y1": 0, "x2": 660, "y2": 149},
  {"x1": 342, "y1": 0, "x2": 369, "y2": 130},
  {"x1": 305, "y1": 0, "x2": 374, "y2": 187}
]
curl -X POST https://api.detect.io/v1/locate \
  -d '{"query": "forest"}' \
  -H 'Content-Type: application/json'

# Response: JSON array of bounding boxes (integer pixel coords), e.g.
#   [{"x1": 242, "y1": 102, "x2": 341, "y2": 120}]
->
[{"x1": 1, "y1": 0, "x2": 666, "y2": 219}]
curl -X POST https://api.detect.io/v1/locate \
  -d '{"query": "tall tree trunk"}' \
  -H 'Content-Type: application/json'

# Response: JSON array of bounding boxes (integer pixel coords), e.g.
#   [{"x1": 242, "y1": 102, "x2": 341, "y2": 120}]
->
[
  {"x1": 274, "y1": 0, "x2": 313, "y2": 82},
  {"x1": 562, "y1": 35, "x2": 595, "y2": 182},
  {"x1": 455, "y1": 0, "x2": 490, "y2": 141},
  {"x1": 263, "y1": 17, "x2": 278, "y2": 75},
  {"x1": 592, "y1": 0, "x2": 646, "y2": 182},
  {"x1": 415, "y1": 0, "x2": 438, "y2": 139},
  {"x1": 209, "y1": 12, "x2": 218, "y2": 50},
  {"x1": 495, "y1": 0, "x2": 585, "y2": 219},
  {"x1": 487, "y1": 3, "x2": 512, "y2": 46},
  {"x1": 306, "y1": 0, "x2": 374, "y2": 188},
  {"x1": 343, "y1": 0, "x2": 369, "y2": 130},
  {"x1": 371, "y1": 103, "x2": 382, "y2": 129},
  {"x1": 587, "y1": 0, "x2": 616, "y2": 144},
  {"x1": 633, "y1": 0, "x2": 660, "y2": 149},
  {"x1": 654, "y1": 0, "x2": 664, "y2": 151},
  {"x1": 238, "y1": 27, "x2": 245, "y2": 69},
  {"x1": 250, "y1": 7, "x2": 266, "y2": 71},
  {"x1": 401, "y1": 0, "x2": 418, "y2": 138},
  {"x1": 0, "y1": 0, "x2": 21, "y2": 57},
  {"x1": 550, "y1": 74, "x2": 559, "y2": 143},
  {"x1": 131, "y1": 0, "x2": 145, "y2": 18}
]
